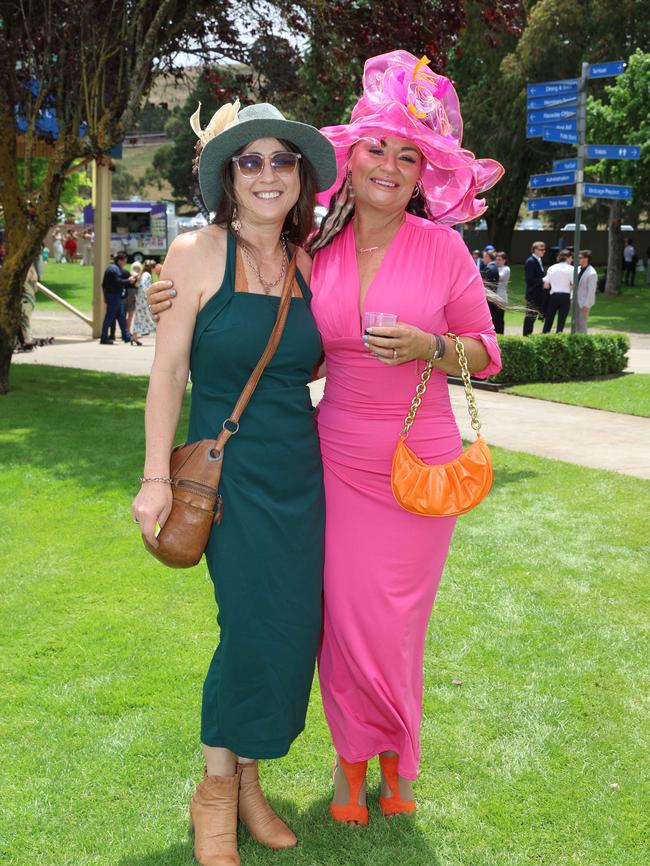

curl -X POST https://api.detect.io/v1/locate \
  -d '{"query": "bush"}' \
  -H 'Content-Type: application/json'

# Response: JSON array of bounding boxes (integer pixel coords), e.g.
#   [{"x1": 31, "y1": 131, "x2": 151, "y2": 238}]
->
[{"x1": 490, "y1": 333, "x2": 630, "y2": 384}]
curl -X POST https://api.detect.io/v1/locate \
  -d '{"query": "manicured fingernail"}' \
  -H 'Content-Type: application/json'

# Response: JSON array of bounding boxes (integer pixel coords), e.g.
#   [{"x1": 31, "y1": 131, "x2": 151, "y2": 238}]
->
[
  {"x1": 166, "y1": 301, "x2": 172, "y2": 307},
  {"x1": 170, "y1": 289, "x2": 177, "y2": 297},
  {"x1": 366, "y1": 327, "x2": 374, "y2": 335},
  {"x1": 362, "y1": 335, "x2": 369, "y2": 343}
]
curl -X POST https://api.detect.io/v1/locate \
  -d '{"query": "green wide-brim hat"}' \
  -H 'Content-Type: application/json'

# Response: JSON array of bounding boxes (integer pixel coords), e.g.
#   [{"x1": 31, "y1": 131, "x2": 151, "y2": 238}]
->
[{"x1": 198, "y1": 103, "x2": 338, "y2": 213}]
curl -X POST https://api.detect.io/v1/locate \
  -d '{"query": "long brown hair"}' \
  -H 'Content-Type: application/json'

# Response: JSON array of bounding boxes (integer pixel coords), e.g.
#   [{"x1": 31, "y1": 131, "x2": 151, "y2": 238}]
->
[{"x1": 211, "y1": 140, "x2": 317, "y2": 246}]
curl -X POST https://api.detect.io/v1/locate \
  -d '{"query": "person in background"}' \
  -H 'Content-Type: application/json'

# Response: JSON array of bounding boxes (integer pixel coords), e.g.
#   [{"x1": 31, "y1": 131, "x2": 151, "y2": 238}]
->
[
  {"x1": 52, "y1": 228, "x2": 64, "y2": 263},
  {"x1": 63, "y1": 229, "x2": 77, "y2": 263},
  {"x1": 542, "y1": 249, "x2": 573, "y2": 333},
  {"x1": 100, "y1": 252, "x2": 135, "y2": 344},
  {"x1": 125, "y1": 260, "x2": 141, "y2": 336},
  {"x1": 482, "y1": 248, "x2": 503, "y2": 334},
  {"x1": 17, "y1": 264, "x2": 40, "y2": 351},
  {"x1": 81, "y1": 229, "x2": 93, "y2": 266},
  {"x1": 622, "y1": 238, "x2": 635, "y2": 286},
  {"x1": 576, "y1": 250, "x2": 597, "y2": 333},
  {"x1": 523, "y1": 240, "x2": 546, "y2": 336},
  {"x1": 471, "y1": 249, "x2": 481, "y2": 270},
  {"x1": 493, "y1": 250, "x2": 510, "y2": 334},
  {"x1": 130, "y1": 259, "x2": 157, "y2": 345}
]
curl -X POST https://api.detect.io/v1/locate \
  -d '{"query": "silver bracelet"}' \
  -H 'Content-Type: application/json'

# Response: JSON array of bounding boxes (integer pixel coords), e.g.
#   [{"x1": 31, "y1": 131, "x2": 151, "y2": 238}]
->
[{"x1": 140, "y1": 476, "x2": 172, "y2": 484}]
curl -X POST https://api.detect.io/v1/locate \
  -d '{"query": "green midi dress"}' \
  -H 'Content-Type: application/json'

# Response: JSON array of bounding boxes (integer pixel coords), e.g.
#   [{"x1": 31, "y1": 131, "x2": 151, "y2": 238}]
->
[{"x1": 187, "y1": 231, "x2": 324, "y2": 758}]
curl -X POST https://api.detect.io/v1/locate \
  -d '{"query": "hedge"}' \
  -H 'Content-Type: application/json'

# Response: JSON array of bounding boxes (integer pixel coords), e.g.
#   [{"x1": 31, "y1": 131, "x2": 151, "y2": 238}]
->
[{"x1": 489, "y1": 333, "x2": 630, "y2": 384}]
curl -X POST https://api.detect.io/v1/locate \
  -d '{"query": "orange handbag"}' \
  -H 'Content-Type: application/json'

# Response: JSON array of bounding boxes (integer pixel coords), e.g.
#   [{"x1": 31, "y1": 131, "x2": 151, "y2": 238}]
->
[{"x1": 391, "y1": 333, "x2": 493, "y2": 517}]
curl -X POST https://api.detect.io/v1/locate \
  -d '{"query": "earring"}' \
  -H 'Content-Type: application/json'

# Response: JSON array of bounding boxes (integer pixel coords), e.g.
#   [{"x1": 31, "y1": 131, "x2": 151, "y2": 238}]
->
[
  {"x1": 292, "y1": 207, "x2": 299, "y2": 226},
  {"x1": 411, "y1": 184, "x2": 420, "y2": 199},
  {"x1": 231, "y1": 206, "x2": 241, "y2": 233}
]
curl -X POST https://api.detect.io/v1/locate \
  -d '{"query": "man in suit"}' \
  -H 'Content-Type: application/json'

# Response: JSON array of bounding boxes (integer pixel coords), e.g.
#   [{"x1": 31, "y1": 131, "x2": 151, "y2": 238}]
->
[
  {"x1": 100, "y1": 253, "x2": 134, "y2": 344},
  {"x1": 522, "y1": 240, "x2": 547, "y2": 336}
]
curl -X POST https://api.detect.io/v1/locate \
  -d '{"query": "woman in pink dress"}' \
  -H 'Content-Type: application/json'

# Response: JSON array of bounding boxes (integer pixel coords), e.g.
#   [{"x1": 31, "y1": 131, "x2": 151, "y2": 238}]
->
[
  {"x1": 308, "y1": 51, "x2": 502, "y2": 822},
  {"x1": 148, "y1": 50, "x2": 503, "y2": 826}
]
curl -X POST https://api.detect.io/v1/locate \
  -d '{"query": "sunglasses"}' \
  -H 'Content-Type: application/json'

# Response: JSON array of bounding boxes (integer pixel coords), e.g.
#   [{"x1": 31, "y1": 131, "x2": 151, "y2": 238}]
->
[{"x1": 231, "y1": 151, "x2": 301, "y2": 179}]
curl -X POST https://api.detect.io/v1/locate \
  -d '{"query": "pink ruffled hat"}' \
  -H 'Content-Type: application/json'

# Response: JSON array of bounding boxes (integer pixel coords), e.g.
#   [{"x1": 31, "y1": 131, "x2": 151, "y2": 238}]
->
[{"x1": 318, "y1": 50, "x2": 504, "y2": 225}]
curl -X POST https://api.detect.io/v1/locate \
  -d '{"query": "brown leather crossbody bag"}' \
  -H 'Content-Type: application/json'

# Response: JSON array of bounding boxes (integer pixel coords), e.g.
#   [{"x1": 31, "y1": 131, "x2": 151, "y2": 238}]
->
[{"x1": 143, "y1": 254, "x2": 297, "y2": 568}]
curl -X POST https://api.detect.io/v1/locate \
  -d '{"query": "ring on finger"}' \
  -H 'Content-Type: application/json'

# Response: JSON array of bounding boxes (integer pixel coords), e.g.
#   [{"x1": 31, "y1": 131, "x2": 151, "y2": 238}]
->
[{"x1": 393, "y1": 348, "x2": 397, "y2": 360}]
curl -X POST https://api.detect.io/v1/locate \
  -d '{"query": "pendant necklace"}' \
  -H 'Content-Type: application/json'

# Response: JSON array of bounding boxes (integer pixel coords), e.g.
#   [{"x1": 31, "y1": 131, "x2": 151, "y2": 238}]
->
[{"x1": 236, "y1": 229, "x2": 288, "y2": 294}]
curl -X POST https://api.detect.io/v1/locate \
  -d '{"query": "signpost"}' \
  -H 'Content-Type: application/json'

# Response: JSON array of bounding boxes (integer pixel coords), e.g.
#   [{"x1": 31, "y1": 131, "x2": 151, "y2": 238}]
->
[
  {"x1": 527, "y1": 95, "x2": 578, "y2": 111},
  {"x1": 527, "y1": 122, "x2": 577, "y2": 138},
  {"x1": 530, "y1": 171, "x2": 576, "y2": 189},
  {"x1": 527, "y1": 195, "x2": 575, "y2": 211},
  {"x1": 585, "y1": 144, "x2": 641, "y2": 160},
  {"x1": 588, "y1": 61, "x2": 625, "y2": 78},
  {"x1": 542, "y1": 127, "x2": 578, "y2": 144},
  {"x1": 584, "y1": 183, "x2": 633, "y2": 200},
  {"x1": 527, "y1": 80, "x2": 578, "y2": 97},
  {"x1": 526, "y1": 60, "x2": 635, "y2": 332},
  {"x1": 527, "y1": 107, "x2": 577, "y2": 124}
]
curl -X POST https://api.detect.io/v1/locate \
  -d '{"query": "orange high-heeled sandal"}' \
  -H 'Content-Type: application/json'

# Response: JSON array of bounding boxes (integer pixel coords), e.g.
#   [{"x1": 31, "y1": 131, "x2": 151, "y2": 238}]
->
[
  {"x1": 329, "y1": 756, "x2": 369, "y2": 825},
  {"x1": 378, "y1": 755, "x2": 416, "y2": 816}
]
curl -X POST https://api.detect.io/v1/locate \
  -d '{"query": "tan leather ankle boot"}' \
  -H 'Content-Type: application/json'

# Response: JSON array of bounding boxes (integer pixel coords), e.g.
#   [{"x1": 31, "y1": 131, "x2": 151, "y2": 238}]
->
[
  {"x1": 189, "y1": 769, "x2": 241, "y2": 866},
  {"x1": 238, "y1": 761, "x2": 297, "y2": 849}
]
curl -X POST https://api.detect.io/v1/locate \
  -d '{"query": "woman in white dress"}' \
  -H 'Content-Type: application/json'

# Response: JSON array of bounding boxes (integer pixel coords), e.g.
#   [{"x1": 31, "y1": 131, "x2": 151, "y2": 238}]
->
[{"x1": 131, "y1": 259, "x2": 157, "y2": 345}]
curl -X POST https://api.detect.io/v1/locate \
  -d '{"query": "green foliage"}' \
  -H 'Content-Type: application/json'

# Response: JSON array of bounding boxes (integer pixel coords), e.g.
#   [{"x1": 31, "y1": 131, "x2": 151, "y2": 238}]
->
[
  {"x1": 18, "y1": 158, "x2": 91, "y2": 210},
  {"x1": 153, "y1": 72, "x2": 227, "y2": 206},
  {"x1": 491, "y1": 333, "x2": 630, "y2": 384},
  {"x1": 586, "y1": 49, "x2": 650, "y2": 202},
  {"x1": 451, "y1": 0, "x2": 650, "y2": 248}
]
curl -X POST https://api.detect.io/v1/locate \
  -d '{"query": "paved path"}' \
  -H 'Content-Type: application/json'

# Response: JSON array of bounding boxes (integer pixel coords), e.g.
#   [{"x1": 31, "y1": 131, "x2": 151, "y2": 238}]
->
[{"x1": 13, "y1": 311, "x2": 650, "y2": 480}]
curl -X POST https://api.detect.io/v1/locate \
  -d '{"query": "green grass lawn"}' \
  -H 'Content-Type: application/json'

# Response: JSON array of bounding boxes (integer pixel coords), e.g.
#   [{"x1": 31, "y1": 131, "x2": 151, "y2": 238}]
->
[
  {"x1": 2, "y1": 365, "x2": 649, "y2": 866},
  {"x1": 504, "y1": 265, "x2": 650, "y2": 333},
  {"x1": 38, "y1": 261, "x2": 94, "y2": 312},
  {"x1": 505, "y1": 373, "x2": 650, "y2": 417}
]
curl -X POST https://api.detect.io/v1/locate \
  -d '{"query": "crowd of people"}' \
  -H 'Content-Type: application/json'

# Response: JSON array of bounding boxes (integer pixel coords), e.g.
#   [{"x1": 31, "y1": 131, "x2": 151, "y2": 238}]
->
[{"x1": 470, "y1": 238, "x2": 605, "y2": 336}]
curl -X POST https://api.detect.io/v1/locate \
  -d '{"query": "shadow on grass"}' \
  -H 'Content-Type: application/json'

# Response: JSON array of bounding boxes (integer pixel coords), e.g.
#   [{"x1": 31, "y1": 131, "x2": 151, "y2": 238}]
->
[
  {"x1": 117, "y1": 794, "x2": 441, "y2": 866},
  {"x1": 2, "y1": 364, "x2": 183, "y2": 497}
]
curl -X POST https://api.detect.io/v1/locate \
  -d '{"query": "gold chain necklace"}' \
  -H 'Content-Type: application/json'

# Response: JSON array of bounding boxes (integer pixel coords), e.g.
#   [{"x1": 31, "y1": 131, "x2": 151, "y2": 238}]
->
[{"x1": 239, "y1": 234, "x2": 288, "y2": 294}]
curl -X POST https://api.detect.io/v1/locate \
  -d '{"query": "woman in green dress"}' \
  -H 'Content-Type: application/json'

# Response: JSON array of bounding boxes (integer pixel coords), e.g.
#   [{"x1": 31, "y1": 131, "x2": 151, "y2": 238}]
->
[{"x1": 132, "y1": 103, "x2": 336, "y2": 866}]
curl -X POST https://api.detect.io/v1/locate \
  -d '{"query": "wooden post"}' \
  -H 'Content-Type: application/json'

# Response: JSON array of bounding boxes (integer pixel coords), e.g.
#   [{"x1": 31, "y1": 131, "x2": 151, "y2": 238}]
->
[{"x1": 92, "y1": 160, "x2": 112, "y2": 338}]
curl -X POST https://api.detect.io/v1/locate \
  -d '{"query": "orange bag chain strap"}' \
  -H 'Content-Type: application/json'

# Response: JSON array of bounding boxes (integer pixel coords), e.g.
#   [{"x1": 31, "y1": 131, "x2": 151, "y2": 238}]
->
[{"x1": 402, "y1": 333, "x2": 481, "y2": 440}]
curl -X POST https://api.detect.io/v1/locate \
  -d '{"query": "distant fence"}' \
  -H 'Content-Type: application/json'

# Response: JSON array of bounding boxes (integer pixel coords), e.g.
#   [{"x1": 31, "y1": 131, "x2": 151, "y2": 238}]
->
[{"x1": 461, "y1": 229, "x2": 650, "y2": 267}]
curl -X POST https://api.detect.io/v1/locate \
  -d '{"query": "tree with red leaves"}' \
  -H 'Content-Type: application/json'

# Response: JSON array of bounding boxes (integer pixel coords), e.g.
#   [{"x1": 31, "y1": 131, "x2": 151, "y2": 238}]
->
[{"x1": 0, "y1": 0, "x2": 257, "y2": 393}]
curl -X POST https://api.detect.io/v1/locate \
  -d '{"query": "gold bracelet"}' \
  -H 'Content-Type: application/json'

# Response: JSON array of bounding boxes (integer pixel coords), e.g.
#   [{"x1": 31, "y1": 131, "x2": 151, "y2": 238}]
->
[{"x1": 140, "y1": 476, "x2": 172, "y2": 484}]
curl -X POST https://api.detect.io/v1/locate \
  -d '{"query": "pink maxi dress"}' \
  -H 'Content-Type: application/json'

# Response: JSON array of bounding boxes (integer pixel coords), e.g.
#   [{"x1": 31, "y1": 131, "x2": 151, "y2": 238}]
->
[{"x1": 311, "y1": 213, "x2": 502, "y2": 780}]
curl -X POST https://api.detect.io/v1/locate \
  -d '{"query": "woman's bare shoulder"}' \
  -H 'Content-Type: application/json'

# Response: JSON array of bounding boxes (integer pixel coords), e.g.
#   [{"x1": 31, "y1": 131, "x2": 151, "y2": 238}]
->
[
  {"x1": 168, "y1": 224, "x2": 227, "y2": 258},
  {"x1": 162, "y1": 225, "x2": 228, "y2": 307}
]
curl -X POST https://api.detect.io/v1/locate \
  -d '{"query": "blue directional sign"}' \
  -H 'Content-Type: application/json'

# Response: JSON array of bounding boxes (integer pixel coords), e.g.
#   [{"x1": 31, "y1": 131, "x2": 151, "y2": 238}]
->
[
  {"x1": 588, "y1": 61, "x2": 625, "y2": 79},
  {"x1": 527, "y1": 121, "x2": 577, "y2": 138},
  {"x1": 543, "y1": 128, "x2": 578, "y2": 144},
  {"x1": 527, "y1": 79, "x2": 578, "y2": 98},
  {"x1": 553, "y1": 158, "x2": 578, "y2": 171},
  {"x1": 586, "y1": 144, "x2": 641, "y2": 160},
  {"x1": 530, "y1": 171, "x2": 576, "y2": 189},
  {"x1": 528, "y1": 195, "x2": 575, "y2": 211},
  {"x1": 527, "y1": 95, "x2": 578, "y2": 111},
  {"x1": 527, "y1": 107, "x2": 577, "y2": 124},
  {"x1": 584, "y1": 183, "x2": 633, "y2": 200}
]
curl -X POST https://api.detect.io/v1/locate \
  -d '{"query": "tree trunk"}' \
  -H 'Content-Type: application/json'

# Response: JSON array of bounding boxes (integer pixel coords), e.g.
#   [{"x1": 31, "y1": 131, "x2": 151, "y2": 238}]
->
[
  {"x1": 0, "y1": 265, "x2": 24, "y2": 394},
  {"x1": 605, "y1": 200, "x2": 624, "y2": 295},
  {"x1": 0, "y1": 234, "x2": 47, "y2": 394}
]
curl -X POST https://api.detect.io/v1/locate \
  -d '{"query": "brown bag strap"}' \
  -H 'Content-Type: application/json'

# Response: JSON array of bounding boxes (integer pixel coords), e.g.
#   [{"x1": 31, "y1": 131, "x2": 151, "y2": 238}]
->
[{"x1": 211, "y1": 246, "x2": 298, "y2": 456}]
